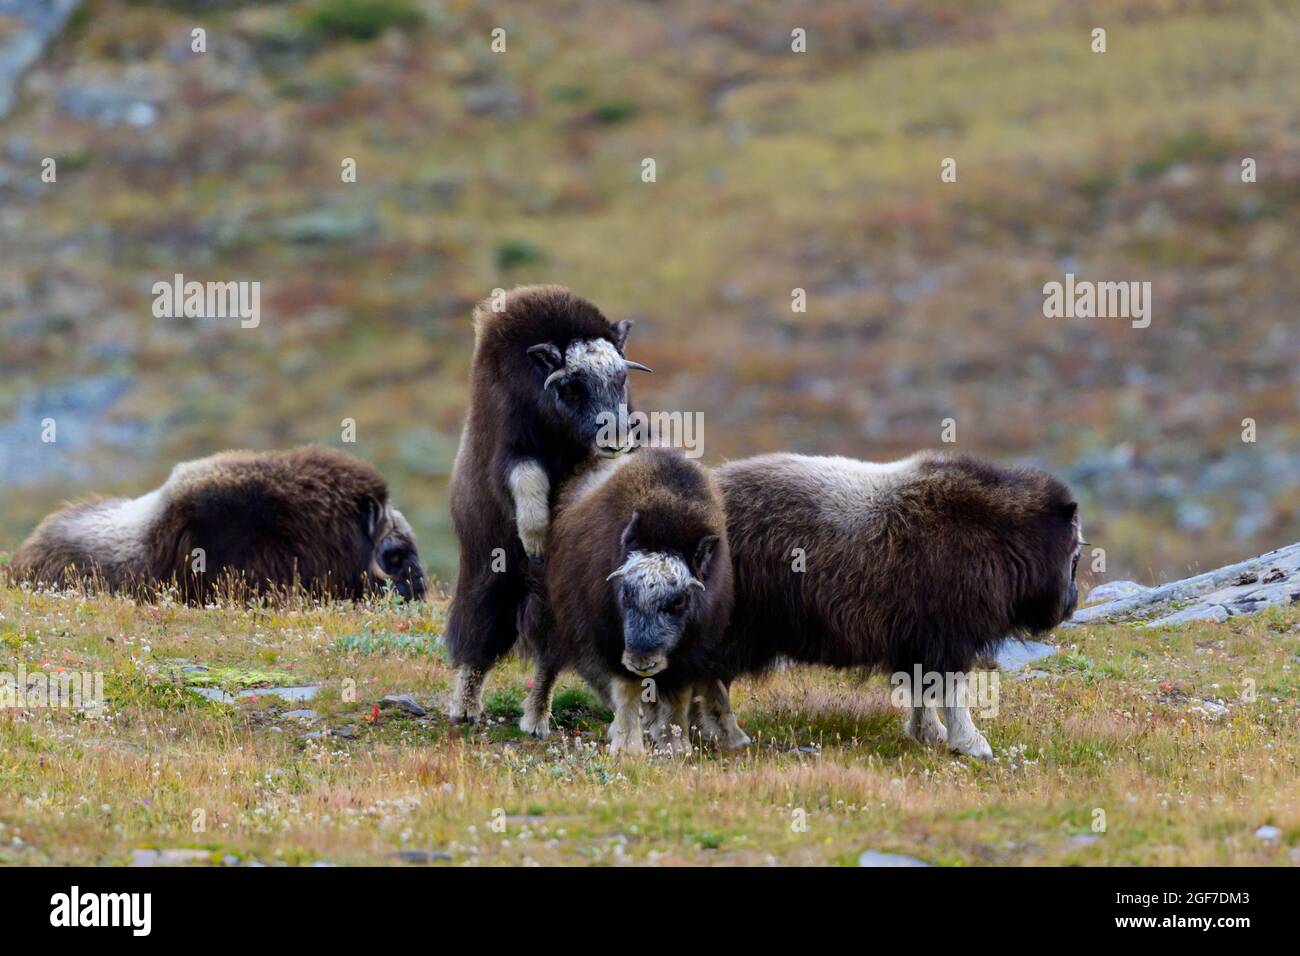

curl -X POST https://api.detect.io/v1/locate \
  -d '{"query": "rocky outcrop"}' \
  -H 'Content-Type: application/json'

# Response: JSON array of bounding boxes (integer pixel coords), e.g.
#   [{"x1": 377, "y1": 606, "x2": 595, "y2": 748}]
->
[
  {"x1": 0, "y1": 0, "x2": 81, "y2": 120},
  {"x1": 1069, "y1": 542, "x2": 1300, "y2": 629}
]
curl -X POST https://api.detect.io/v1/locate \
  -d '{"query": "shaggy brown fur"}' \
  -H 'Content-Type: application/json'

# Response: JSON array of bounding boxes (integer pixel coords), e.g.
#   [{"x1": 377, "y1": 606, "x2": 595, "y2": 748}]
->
[
  {"x1": 445, "y1": 285, "x2": 648, "y2": 722},
  {"x1": 693, "y1": 450, "x2": 1082, "y2": 756},
  {"x1": 715, "y1": 451, "x2": 1079, "y2": 676},
  {"x1": 518, "y1": 449, "x2": 733, "y2": 751},
  {"x1": 12, "y1": 446, "x2": 425, "y2": 603}
]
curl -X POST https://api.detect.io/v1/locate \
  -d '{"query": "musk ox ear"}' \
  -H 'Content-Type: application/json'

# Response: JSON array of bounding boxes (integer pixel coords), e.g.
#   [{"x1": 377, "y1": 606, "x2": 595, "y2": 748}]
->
[
  {"x1": 619, "y1": 511, "x2": 641, "y2": 554},
  {"x1": 364, "y1": 497, "x2": 386, "y2": 543},
  {"x1": 693, "y1": 534, "x2": 719, "y2": 581},
  {"x1": 611, "y1": 319, "x2": 633, "y2": 353},
  {"x1": 526, "y1": 342, "x2": 563, "y2": 374},
  {"x1": 1058, "y1": 501, "x2": 1078, "y2": 521}
]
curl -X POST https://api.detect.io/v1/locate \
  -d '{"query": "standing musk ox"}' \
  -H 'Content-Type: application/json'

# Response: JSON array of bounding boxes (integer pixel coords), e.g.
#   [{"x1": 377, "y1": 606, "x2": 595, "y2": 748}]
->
[
  {"x1": 518, "y1": 448, "x2": 732, "y2": 754},
  {"x1": 11, "y1": 446, "x2": 426, "y2": 603},
  {"x1": 445, "y1": 285, "x2": 652, "y2": 723},
  {"x1": 688, "y1": 451, "x2": 1083, "y2": 758}
]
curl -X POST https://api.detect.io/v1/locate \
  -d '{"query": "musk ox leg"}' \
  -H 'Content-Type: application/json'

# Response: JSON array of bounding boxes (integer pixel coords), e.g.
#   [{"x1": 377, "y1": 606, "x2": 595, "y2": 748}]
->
[
  {"x1": 898, "y1": 672, "x2": 948, "y2": 747},
  {"x1": 445, "y1": 563, "x2": 528, "y2": 723},
  {"x1": 903, "y1": 704, "x2": 948, "y2": 747},
  {"x1": 690, "y1": 679, "x2": 751, "y2": 749},
  {"x1": 519, "y1": 665, "x2": 557, "y2": 738},
  {"x1": 508, "y1": 460, "x2": 550, "y2": 559},
  {"x1": 646, "y1": 685, "x2": 692, "y2": 754},
  {"x1": 607, "y1": 678, "x2": 645, "y2": 756},
  {"x1": 448, "y1": 665, "x2": 487, "y2": 725},
  {"x1": 943, "y1": 673, "x2": 993, "y2": 760}
]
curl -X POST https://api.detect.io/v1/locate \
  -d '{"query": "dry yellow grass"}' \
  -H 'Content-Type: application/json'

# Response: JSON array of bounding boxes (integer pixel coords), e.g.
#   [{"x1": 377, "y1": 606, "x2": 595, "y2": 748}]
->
[{"x1": 1, "y1": 584, "x2": 1297, "y2": 866}]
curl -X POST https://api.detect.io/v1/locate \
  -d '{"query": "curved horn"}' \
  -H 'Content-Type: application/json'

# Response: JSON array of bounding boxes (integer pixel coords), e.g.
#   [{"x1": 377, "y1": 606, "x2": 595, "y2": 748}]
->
[
  {"x1": 606, "y1": 567, "x2": 627, "y2": 581},
  {"x1": 687, "y1": 577, "x2": 706, "y2": 591},
  {"x1": 543, "y1": 368, "x2": 568, "y2": 390},
  {"x1": 624, "y1": 360, "x2": 653, "y2": 373}
]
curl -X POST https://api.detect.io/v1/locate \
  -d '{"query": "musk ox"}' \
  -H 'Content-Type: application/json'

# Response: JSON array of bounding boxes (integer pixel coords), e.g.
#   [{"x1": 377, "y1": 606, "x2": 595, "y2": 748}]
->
[
  {"x1": 11, "y1": 446, "x2": 426, "y2": 603},
  {"x1": 518, "y1": 448, "x2": 732, "y2": 754},
  {"x1": 689, "y1": 451, "x2": 1083, "y2": 758},
  {"x1": 445, "y1": 285, "x2": 652, "y2": 724}
]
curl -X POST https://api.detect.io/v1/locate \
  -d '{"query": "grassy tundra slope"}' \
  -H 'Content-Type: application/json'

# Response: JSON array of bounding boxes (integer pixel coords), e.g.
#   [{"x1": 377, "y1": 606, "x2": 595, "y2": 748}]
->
[
  {"x1": 3, "y1": 0, "x2": 1300, "y2": 582},
  {"x1": 1, "y1": 585, "x2": 1297, "y2": 866}
]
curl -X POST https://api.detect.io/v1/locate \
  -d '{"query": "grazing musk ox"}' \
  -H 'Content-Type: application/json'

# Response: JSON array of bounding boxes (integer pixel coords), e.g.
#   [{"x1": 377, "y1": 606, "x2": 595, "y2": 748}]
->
[
  {"x1": 445, "y1": 285, "x2": 652, "y2": 723},
  {"x1": 11, "y1": 446, "x2": 426, "y2": 602},
  {"x1": 688, "y1": 451, "x2": 1083, "y2": 758},
  {"x1": 518, "y1": 448, "x2": 732, "y2": 754}
]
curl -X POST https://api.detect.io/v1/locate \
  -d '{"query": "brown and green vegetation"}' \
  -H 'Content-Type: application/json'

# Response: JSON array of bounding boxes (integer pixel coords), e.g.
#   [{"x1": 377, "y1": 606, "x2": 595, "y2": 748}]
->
[
  {"x1": 1, "y1": 584, "x2": 1297, "y2": 865},
  {"x1": 2, "y1": 0, "x2": 1298, "y2": 582}
]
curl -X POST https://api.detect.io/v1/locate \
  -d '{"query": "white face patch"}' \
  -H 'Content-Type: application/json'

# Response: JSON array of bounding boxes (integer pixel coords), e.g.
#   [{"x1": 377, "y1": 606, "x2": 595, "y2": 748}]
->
[
  {"x1": 609, "y1": 549, "x2": 695, "y2": 611},
  {"x1": 564, "y1": 338, "x2": 626, "y2": 390}
]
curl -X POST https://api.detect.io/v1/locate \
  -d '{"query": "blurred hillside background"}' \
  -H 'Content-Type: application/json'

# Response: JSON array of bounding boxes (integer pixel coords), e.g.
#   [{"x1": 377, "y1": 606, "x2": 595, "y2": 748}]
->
[{"x1": 1, "y1": 0, "x2": 1297, "y2": 587}]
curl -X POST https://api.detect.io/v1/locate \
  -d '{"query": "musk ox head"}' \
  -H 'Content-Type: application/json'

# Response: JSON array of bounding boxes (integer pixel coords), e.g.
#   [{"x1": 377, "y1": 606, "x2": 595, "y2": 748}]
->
[
  {"x1": 606, "y1": 511, "x2": 718, "y2": 677},
  {"x1": 1014, "y1": 499, "x2": 1083, "y2": 633},
  {"x1": 527, "y1": 321, "x2": 651, "y2": 457},
  {"x1": 368, "y1": 504, "x2": 427, "y2": 601}
]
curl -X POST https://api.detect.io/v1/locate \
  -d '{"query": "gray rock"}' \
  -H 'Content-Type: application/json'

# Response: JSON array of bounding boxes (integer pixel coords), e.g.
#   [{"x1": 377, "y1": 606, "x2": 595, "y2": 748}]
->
[
  {"x1": 1144, "y1": 605, "x2": 1229, "y2": 628},
  {"x1": 189, "y1": 685, "x2": 320, "y2": 705},
  {"x1": 380, "y1": 694, "x2": 428, "y2": 717},
  {"x1": 993, "y1": 639, "x2": 1055, "y2": 672},
  {"x1": 0, "y1": 374, "x2": 153, "y2": 487},
  {"x1": 57, "y1": 66, "x2": 168, "y2": 127},
  {"x1": 1070, "y1": 542, "x2": 1300, "y2": 628},
  {"x1": 397, "y1": 849, "x2": 453, "y2": 864},
  {"x1": 857, "y1": 850, "x2": 930, "y2": 867},
  {"x1": 1015, "y1": 669, "x2": 1063, "y2": 683},
  {"x1": 130, "y1": 848, "x2": 210, "y2": 867},
  {"x1": 273, "y1": 208, "x2": 378, "y2": 244},
  {"x1": 0, "y1": 0, "x2": 81, "y2": 120},
  {"x1": 461, "y1": 82, "x2": 524, "y2": 117},
  {"x1": 1254, "y1": 825, "x2": 1281, "y2": 842},
  {"x1": 1070, "y1": 834, "x2": 1101, "y2": 847},
  {"x1": 1084, "y1": 580, "x2": 1150, "y2": 605},
  {"x1": 1194, "y1": 700, "x2": 1229, "y2": 718}
]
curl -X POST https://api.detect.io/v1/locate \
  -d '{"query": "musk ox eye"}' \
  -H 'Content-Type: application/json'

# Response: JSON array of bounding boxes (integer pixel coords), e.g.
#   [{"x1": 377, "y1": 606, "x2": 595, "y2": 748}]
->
[
  {"x1": 558, "y1": 380, "x2": 587, "y2": 404},
  {"x1": 380, "y1": 543, "x2": 410, "y2": 574},
  {"x1": 664, "y1": 594, "x2": 687, "y2": 616}
]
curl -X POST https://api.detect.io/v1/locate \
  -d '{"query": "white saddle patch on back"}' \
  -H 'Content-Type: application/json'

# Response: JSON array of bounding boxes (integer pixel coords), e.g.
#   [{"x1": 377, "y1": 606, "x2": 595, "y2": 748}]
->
[{"x1": 61, "y1": 488, "x2": 166, "y2": 567}]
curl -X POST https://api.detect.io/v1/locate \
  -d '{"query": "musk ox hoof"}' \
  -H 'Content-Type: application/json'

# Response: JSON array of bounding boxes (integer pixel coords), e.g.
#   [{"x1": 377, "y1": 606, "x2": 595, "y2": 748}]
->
[
  {"x1": 519, "y1": 710, "x2": 551, "y2": 739},
  {"x1": 662, "y1": 730, "x2": 691, "y2": 755},
  {"x1": 447, "y1": 708, "x2": 479, "y2": 725},
  {"x1": 950, "y1": 732, "x2": 994, "y2": 760},
  {"x1": 608, "y1": 731, "x2": 646, "y2": 756},
  {"x1": 903, "y1": 713, "x2": 948, "y2": 747}
]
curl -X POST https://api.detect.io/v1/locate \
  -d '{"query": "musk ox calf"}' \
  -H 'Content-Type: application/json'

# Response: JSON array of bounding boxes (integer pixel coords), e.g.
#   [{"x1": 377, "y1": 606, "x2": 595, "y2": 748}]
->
[
  {"x1": 446, "y1": 285, "x2": 651, "y2": 724},
  {"x1": 518, "y1": 448, "x2": 732, "y2": 755},
  {"x1": 12, "y1": 446, "x2": 426, "y2": 603},
  {"x1": 691, "y1": 451, "x2": 1082, "y2": 759}
]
